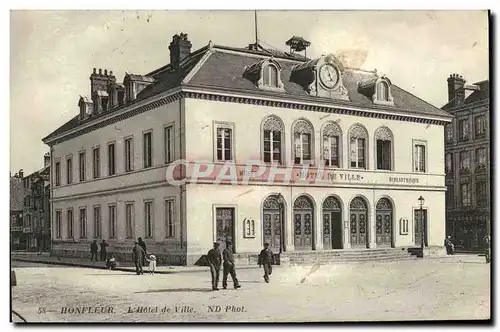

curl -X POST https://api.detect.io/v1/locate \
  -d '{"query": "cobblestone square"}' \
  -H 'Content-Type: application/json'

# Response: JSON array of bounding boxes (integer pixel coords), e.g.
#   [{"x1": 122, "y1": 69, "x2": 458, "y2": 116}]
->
[{"x1": 11, "y1": 257, "x2": 490, "y2": 322}]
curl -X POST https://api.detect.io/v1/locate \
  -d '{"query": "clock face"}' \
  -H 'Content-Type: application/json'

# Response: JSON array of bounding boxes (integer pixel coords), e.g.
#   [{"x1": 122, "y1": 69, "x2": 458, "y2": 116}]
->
[{"x1": 319, "y1": 64, "x2": 339, "y2": 89}]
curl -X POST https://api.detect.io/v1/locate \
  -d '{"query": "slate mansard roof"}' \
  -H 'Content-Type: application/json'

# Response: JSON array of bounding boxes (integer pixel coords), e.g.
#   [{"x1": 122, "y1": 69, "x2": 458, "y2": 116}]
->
[{"x1": 43, "y1": 42, "x2": 451, "y2": 143}]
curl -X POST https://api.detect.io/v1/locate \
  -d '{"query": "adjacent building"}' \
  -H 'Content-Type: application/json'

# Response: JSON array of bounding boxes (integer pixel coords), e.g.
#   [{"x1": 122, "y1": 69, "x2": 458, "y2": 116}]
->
[
  {"x1": 443, "y1": 75, "x2": 490, "y2": 251},
  {"x1": 10, "y1": 170, "x2": 25, "y2": 251},
  {"x1": 43, "y1": 33, "x2": 452, "y2": 265},
  {"x1": 21, "y1": 153, "x2": 51, "y2": 252}
]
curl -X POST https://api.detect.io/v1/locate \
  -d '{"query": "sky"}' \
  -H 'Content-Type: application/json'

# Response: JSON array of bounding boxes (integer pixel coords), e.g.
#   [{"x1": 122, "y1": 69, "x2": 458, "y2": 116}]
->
[{"x1": 9, "y1": 10, "x2": 489, "y2": 175}]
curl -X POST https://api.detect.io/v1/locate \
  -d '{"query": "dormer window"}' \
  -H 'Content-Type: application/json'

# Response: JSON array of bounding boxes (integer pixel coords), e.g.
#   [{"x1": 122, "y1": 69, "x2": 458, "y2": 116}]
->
[
  {"x1": 378, "y1": 81, "x2": 389, "y2": 101},
  {"x1": 263, "y1": 64, "x2": 279, "y2": 87},
  {"x1": 243, "y1": 59, "x2": 285, "y2": 92}
]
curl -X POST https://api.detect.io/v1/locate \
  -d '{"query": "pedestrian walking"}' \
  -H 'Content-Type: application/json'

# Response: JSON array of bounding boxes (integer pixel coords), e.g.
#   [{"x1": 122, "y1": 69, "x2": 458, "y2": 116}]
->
[
  {"x1": 484, "y1": 235, "x2": 491, "y2": 264},
  {"x1": 207, "y1": 242, "x2": 222, "y2": 291},
  {"x1": 90, "y1": 240, "x2": 98, "y2": 261},
  {"x1": 222, "y1": 241, "x2": 241, "y2": 290},
  {"x1": 132, "y1": 242, "x2": 145, "y2": 275},
  {"x1": 146, "y1": 254, "x2": 157, "y2": 275},
  {"x1": 138, "y1": 237, "x2": 147, "y2": 266},
  {"x1": 258, "y1": 243, "x2": 274, "y2": 283},
  {"x1": 100, "y1": 239, "x2": 109, "y2": 261}
]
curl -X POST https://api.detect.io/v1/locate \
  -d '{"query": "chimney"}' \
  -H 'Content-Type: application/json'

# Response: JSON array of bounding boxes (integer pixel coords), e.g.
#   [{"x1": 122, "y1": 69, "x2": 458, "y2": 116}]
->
[
  {"x1": 169, "y1": 33, "x2": 192, "y2": 69},
  {"x1": 90, "y1": 67, "x2": 116, "y2": 94},
  {"x1": 19, "y1": 169, "x2": 23, "y2": 179},
  {"x1": 447, "y1": 74, "x2": 466, "y2": 105},
  {"x1": 44, "y1": 152, "x2": 50, "y2": 167}
]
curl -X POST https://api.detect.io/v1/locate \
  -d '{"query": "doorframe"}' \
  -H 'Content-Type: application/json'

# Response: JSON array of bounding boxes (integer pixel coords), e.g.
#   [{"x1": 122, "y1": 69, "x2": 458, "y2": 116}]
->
[
  {"x1": 292, "y1": 193, "x2": 316, "y2": 250},
  {"x1": 321, "y1": 194, "x2": 344, "y2": 250},
  {"x1": 375, "y1": 195, "x2": 396, "y2": 248},
  {"x1": 348, "y1": 195, "x2": 371, "y2": 248},
  {"x1": 261, "y1": 194, "x2": 288, "y2": 252},
  {"x1": 212, "y1": 204, "x2": 238, "y2": 252},
  {"x1": 412, "y1": 206, "x2": 429, "y2": 247}
]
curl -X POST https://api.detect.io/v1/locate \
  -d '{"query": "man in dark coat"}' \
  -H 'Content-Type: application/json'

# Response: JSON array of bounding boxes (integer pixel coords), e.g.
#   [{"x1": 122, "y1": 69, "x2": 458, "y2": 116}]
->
[
  {"x1": 207, "y1": 242, "x2": 222, "y2": 291},
  {"x1": 90, "y1": 240, "x2": 98, "y2": 261},
  {"x1": 484, "y1": 235, "x2": 491, "y2": 264},
  {"x1": 258, "y1": 243, "x2": 274, "y2": 283},
  {"x1": 132, "y1": 242, "x2": 145, "y2": 275},
  {"x1": 222, "y1": 241, "x2": 241, "y2": 290},
  {"x1": 138, "y1": 237, "x2": 147, "y2": 265},
  {"x1": 100, "y1": 239, "x2": 109, "y2": 261}
]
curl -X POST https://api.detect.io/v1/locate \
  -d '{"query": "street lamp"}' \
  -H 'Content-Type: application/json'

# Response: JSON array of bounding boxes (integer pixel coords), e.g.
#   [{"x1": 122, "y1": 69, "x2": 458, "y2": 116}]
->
[
  {"x1": 418, "y1": 196, "x2": 425, "y2": 255},
  {"x1": 276, "y1": 193, "x2": 285, "y2": 255}
]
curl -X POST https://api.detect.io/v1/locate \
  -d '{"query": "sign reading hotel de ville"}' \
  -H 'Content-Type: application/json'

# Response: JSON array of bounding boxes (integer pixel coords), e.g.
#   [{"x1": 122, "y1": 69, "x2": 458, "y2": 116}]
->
[{"x1": 11, "y1": 10, "x2": 490, "y2": 324}]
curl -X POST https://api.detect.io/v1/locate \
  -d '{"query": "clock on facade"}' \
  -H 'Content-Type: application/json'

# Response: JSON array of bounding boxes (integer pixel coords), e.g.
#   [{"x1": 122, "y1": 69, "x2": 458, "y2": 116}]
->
[{"x1": 319, "y1": 64, "x2": 339, "y2": 89}]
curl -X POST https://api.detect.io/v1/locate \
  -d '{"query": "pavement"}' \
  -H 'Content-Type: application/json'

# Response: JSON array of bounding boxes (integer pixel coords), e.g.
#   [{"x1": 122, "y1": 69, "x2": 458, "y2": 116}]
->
[
  {"x1": 10, "y1": 255, "x2": 490, "y2": 323},
  {"x1": 10, "y1": 253, "x2": 260, "y2": 274}
]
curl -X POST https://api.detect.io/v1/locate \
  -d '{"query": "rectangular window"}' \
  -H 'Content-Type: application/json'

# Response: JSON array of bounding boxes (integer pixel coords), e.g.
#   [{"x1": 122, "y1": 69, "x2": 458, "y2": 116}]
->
[
  {"x1": 475, "y1": 115, "x2": 485, "y2": 138},
  {"x1": 294, "y1": 132, "x2": 312, "y2": 165},
  {"x1": 264, "y1": 130, "x2": 282, "y2": 164},
  {"x1": 125, "y1": 137, "x2": 133, "y2": 172},
  {"x1": 216, "y1": 128, "x2": 233, "y2": 161},
  {"x1": 67, "y1": 209, "x2": 73, "y2": 239},
  {"x1": 143, "y1": 132, "x2": 152, "y2": 168},
  {"x1": 109, "y1": 205, "x2": 116, "y2": 239},
  {"x1": 461, "y1": 182, "x2": 471, "y2": 207},
  {"x1": 445, "y1": 123, "x2": 453, "y2": 142},
  {"x1": 476, "y1": 148, "x2": 486, "y2": 167},
  {"x1": 164, "y1": 126, "x2": 174, "y2": 164},
  {"x1": 79, "y1": 208, "x2": 87, "y2": 239},
  {"x1": 93, "y1": 206, "x2": 101, "y2": 238},
  {"x1": 165, "y1": 199, "x2": 175, "y2": 238},
  {"x1": 144, "y1": 201, "x2": 153, "y2": 239},
  {"x1": 108, "y1": 143, "x2": 116, "y2": 176},
  {"x1": 350, "y1": 138, "x2": 366, "y2": 168},
  {"x1": 125, "y1": 203, "x2": 134, "y2": 239},
  {"x1": 79, "y1": 151, "x2": 86, "y2": 182},
  {"x1": 66, "y1": 157, "x2": 73, "y2": 184},
  {"x1": 445, "y1": 153, "x2": 453, "y2": 174},
  {"x1": 446, "y1": 185, "x2": 454, "y2": 208},
  {"x1": 460, "y1": 151, "x2": 470, "y2": 172},
  {"x1": 323, "y1": 136, "x2": 339, "y2": 167},
  {"x1": 55, "y1": 210, "x2": 62, "y2": 238},
  {"x1": 55, "y1": 162, "x2": 61, "y2": 186},
  {"x1": 414, "y1": 144, "x2": 426, "y2": 172},
  {"x1": 459, "y1": 118, "x2": 470, "y2": 141},
  {"x1": 93, "y1": 147, "x2": 100, "y2": 179},
  {"x1": 376, "y1": 140, "x2": 391, "y2": 170},
  {"x1": 476, "y1": 181, "x2": 487, "y2": 207}
]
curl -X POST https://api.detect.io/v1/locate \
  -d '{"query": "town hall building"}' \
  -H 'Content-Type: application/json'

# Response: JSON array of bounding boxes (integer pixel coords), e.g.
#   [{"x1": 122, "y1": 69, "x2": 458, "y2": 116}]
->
[{"x1": 43, "y1": 33, "x2": 452, "y2": 265}]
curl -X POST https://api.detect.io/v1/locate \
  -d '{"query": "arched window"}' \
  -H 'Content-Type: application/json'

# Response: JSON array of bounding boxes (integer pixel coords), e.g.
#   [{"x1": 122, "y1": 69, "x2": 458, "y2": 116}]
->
[
  {"x1": 375, "y1": 126, "x2": 393, "y2": 171},
  {"x1": 293, "y1": 120, "x2": 314, "y2": 165},
  {"x1": 349, "y1": 124, "x2": 368, "y2": 169},
  {"x1": 262, "y1": 116, "x2": 284, "y2": 164},
  {"x1": 263, "y1": 65, "x2": 279, "y2": 87},
  {"x1": 378, "y1": 81, "x2": 389, "y2": 101},
  {"x1": 322, "y1": 122, "x2": 342, "y2": 167}
]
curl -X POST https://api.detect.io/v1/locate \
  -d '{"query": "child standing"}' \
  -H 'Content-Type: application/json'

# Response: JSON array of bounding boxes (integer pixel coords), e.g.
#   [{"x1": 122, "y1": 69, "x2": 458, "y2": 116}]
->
[{"x1": 146, "y1": 254, "x2": 157, "y2": 275}]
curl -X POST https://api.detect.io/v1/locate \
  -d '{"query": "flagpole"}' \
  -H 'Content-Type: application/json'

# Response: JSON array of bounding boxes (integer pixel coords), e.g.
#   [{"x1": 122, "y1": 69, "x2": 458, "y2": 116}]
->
[{"x1": 254, "y1": 10, "x2": 258, "y2": 48}]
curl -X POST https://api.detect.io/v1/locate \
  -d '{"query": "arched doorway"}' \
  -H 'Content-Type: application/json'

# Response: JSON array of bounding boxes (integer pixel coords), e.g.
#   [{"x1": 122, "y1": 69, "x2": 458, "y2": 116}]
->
[
  {"x1": 262, "y1": 195, "x2": 283, "y2": 253},
  {"x1": 376, "y1": 198, "x2": 393, "y2": 247},
  {"x1": 322, "y1": 196, "x2": 343, "y2": 249},
  {"x1": 293, "y1": 195, "x2": 314, "y2": 251},
  {"x1": 350, "y1": 197, "x2": 369, "y2": 248}
]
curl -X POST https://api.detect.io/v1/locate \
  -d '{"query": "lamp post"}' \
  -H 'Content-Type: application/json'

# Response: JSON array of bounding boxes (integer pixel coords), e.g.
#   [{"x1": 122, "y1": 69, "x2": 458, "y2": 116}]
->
[
  {"x1": 276, "y1": 193, "x2": 285, "y2": 255},
  {"x1": 418, "y1": 196, "x2": 425, "y2": 256}
]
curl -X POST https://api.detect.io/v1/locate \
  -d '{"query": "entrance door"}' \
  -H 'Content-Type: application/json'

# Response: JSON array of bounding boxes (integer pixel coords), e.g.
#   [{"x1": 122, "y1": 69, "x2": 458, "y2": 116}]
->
[
  {"x1": 350, "y1": 197, "x2": 368, "y2": 248},
  {"x1": 375, "y1": 198, "x2": 393, "y2": 247},
  {"x1": 216, "y1": 207, "x2": 235, "y2": 252},
  {"x1": 263, "y1": 211, "x2": 282, "y2": 253},
  {"x1": 322, "y1": 196, "x2": 343, "y2": 250},
  {"x1": 414, "y1": 209, "x2": 428, "y2": 247},
  {"x1": 293, "y1": 195, "x2": 314, "y2": 251}
]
